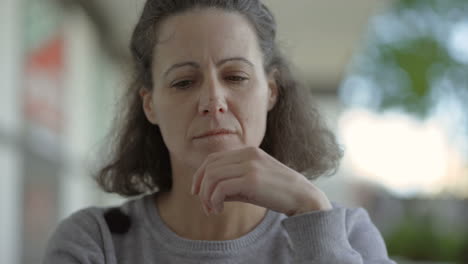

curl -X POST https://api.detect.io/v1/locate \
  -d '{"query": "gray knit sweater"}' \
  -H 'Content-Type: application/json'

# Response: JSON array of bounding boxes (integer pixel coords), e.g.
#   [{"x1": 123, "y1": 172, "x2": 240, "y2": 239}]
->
[{"x1": 42, "y1": 193, "x2": 396, "y2": 264}]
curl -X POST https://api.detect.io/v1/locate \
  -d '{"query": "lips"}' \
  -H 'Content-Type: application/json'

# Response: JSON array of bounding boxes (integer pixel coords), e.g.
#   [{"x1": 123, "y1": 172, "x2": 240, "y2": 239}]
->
[{"x1": 194, "y1": 129, "x2": 235, "y2": 139}]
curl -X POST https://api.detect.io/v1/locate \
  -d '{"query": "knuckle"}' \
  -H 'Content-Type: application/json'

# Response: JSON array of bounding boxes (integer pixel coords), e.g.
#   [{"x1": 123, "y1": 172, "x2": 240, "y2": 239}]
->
[
  {"x1": 207, "y1": 152, "x2": 220, "y2": 162},
  {"x1": 248, "y1": 160, "x2": 260, "y2": 174},
  {"x1": 249, "y1": 146, "x2": 262, "y2": 159},
  {"x1": 205, "y1": 163, "x2": 215, "y2": 173},
  {"x1": 249, "y1": 146, "x2": 258, "y2": 154},
  {"x1": 248, "y1": 172, "x2": 261, "y2": 188},
  {"x1": 214, "y1": 181, "x2": 229, "y2": 198},
  {"x1": 216, "y1": 182, "x2": 226, "y2": 193}
]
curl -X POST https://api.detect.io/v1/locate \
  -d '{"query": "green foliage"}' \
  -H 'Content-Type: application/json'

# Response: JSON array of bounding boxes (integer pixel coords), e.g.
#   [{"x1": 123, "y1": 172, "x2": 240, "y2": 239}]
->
[
  {"x1": 341, "y1": 0, "x2": 468, "y2": 120},
  {"x1": 385, "y1": 216, "x2": 467, "y2": 262},
  {"x1": 376, "y1": 37, "x2": 455, "y2": 117}
]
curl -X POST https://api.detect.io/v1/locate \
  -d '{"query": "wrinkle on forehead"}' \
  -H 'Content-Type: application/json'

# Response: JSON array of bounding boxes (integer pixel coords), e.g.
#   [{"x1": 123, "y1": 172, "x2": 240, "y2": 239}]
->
[{"x1": 152, "y1": 8, "x2": 261, "y2": 73}]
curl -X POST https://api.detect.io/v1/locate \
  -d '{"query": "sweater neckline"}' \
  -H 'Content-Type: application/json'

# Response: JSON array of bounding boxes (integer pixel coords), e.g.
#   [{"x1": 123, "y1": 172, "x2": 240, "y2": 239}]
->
[{"x1": 141, "y1": 192, "x2": 279, "y2": 254}]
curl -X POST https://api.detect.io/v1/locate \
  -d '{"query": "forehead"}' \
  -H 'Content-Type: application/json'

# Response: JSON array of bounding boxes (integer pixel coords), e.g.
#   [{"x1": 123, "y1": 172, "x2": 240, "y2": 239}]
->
[{"x1": 152, "y1": 8, "x2": 262, "y2": 70}]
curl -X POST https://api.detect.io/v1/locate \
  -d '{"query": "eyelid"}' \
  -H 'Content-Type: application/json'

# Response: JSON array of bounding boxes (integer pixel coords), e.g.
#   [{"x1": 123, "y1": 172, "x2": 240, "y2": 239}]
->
[
  {"x1": 225, "y1": 70, "x2": 249, "y2": 79},
  {"x1": 171, "y1": 79, "x2": 195, "y2": 89},
  {"x1": 225, "y1": 75, "x2": 249, "y2": 81},
  {"x1": 167, "y1": 70, "x2": 197, "y2": 82},
  {"x1": 224, "y1": 70, "x2": 249, "y2": 77},
  {"x1": 170, "y1": 73, "x2": 196, "y2": 84}
]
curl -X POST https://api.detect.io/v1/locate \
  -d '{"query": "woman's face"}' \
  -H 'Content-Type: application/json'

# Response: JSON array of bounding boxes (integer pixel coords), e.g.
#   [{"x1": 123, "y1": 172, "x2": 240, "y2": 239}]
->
[{"x1": 141, "y1": 8, "x2": 277, "y2": 169}]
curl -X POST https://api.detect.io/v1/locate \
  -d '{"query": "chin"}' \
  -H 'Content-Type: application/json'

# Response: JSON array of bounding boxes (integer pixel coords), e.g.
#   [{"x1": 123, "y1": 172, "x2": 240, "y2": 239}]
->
[
  {"x1": 193, "y1": 134, "x2": 243, "y2": 151},
  {"x1": 198, "y1": 142, "x2": 244, "y2": 153}
]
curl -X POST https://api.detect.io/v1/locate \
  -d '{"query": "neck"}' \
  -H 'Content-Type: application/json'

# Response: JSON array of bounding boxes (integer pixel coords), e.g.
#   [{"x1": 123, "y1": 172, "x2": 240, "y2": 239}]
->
[{"x1": 154, "y1": 164, "x2": 267, "y2": 241}]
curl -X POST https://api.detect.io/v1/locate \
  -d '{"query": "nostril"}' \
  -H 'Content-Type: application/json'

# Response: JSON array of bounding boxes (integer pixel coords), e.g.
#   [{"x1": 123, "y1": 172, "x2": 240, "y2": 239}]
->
[{"x1": 200, "y1": 104, "x2": 226, "y2": 115}]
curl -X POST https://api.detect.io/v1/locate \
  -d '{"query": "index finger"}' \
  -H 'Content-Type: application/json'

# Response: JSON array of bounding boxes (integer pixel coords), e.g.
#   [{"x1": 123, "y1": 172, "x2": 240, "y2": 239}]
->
[
  {"x1": 191, "y1": 152, "x2": 222, "y2": 195},
  {"x1": 191, "y1": 160, "x2": 206, "y2": 195},
  {"x1": 191, "y1": 147, "x2": 250, "y2": 195}
]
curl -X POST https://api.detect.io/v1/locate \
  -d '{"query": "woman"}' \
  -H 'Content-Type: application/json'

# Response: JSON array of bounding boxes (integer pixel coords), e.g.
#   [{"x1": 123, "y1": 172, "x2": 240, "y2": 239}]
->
[{"x1": 43, "y1": 0, "x2": 396, "y2": 263}]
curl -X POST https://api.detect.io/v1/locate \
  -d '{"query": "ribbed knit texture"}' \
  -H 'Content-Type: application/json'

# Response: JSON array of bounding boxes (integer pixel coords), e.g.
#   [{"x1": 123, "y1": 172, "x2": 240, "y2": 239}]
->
[{"x1": 42, "y1": 193, "x2": 396, "y2": 264}]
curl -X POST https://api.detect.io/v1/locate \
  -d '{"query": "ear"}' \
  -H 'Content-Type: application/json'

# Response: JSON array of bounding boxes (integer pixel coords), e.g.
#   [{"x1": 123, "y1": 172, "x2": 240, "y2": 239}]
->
[
  {"x1": 139, "y1": 88, "x2": 158, "y2": 125},
  {"x1": 266, "y1": 69, "x2": 279, "y2": 111}
]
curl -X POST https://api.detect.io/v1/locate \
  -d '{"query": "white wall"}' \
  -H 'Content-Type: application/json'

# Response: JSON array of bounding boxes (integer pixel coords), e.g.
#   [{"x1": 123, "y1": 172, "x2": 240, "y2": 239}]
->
[{"x1": 0, "y1": 0, "x2": 23, "y2": 263}]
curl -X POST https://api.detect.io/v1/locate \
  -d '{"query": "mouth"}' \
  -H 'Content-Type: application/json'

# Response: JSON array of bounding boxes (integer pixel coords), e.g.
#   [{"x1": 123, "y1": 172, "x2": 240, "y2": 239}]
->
[{"x1": 193, "y1": 129, "x2": 236, "y2": 139}]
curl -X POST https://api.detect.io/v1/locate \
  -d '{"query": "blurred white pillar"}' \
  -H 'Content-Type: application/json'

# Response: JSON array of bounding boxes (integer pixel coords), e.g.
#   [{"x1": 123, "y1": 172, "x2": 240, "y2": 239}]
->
[
  {"x1": 61, "y1": 8, "x2": 101, "y2": 219},
  {"x1": 0, "y1": 1, "x2": 22, "y2": 131},
  {"x1": 0, "y1": 0, "x2": 23, "y2": 263},
  {"x1": 61, "y1": 7, "x2": 124, "y2": 218},
  {"x1": 0, "y1": 146, "x2": 21, "y2": 264}
]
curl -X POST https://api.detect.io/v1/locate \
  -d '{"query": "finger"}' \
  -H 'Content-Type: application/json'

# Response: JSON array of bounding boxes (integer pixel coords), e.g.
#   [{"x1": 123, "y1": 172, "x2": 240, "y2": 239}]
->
[
  {"x1": 210, "y1": 177, "x2": 254, "y2": 214},
  {"x1": 191, "y1": 149, "x2": 247, "y2": 195},
  {"x1": 191, "y1": 152, "x2": 222, "y2": 195},
  {"x1": 200, "y1": 162, "x2": 247, "y2": 209},
  {"x1": 191, "y1": 161, "x2": 206, "y2": 195}
]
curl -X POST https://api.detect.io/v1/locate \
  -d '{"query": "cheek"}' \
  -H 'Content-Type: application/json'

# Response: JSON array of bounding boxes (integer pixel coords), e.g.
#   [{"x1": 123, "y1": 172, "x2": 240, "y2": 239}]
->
[
  {"x1": 237, "y1": 90, "x2": 269, "y2": 130},
  {"x1": 248, "y1": 89, "x2": 269, "y2": 118},
  {"x1": 154, "y1": 102, "x2": 189, "y2": 143}
]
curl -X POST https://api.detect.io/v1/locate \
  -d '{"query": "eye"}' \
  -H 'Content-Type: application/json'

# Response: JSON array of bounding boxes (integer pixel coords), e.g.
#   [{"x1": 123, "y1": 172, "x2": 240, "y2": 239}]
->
[
  {"x1": 225, "y1": 75, "x2": 249, "y2": 83},
  {"x1": 171, "y1": 80, "x2": 194, "y2": 90}
]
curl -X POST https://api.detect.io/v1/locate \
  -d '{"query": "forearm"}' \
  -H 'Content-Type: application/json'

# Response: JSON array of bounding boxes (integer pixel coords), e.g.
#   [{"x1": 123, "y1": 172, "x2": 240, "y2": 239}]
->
[{"x1": 282, "y1": 206, "x2": 397, "y2": 264}]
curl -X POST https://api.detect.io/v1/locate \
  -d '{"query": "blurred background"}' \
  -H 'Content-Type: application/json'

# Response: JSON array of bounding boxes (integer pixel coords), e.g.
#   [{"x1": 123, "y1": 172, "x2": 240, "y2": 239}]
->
[{"x1": 1, "y1": 0, "x2": 467, "y2": 263}]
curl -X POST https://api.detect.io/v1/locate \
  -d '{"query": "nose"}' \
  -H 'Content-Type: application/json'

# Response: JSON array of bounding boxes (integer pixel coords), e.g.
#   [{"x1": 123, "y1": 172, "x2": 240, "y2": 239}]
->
[{"x1": 198, "y1": 77, "x2": 228, "y2": 116}]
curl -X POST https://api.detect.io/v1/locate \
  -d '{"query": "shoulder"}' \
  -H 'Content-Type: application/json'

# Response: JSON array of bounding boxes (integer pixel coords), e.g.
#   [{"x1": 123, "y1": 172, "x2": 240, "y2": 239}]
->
[
  {"x1": 50, "y1": 205, "x2": 129, "y2": 239},
  {"x1": 43, "y1": 197, "x2": 145, "y2": 264},
  {"x1": 53, "y1": 195, "x2": 146, "y2": 236},
  {"x1": 42, "y1": 207, "x2": 109, "y2": 263},
  {"x1": 51, "y1": 206, "x2": 107, "y2": 243}
]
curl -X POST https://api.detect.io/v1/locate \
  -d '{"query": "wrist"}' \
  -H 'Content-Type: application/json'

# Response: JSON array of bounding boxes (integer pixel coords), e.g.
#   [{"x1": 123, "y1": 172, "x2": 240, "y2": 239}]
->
[{"x1": 288, "y1": 183, "x2": 332, "y2": 216}]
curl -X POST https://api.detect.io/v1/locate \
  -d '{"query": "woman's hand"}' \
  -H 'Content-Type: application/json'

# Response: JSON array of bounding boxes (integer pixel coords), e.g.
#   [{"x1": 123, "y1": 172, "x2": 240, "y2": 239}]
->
[{"x1": 191, "y1": 146, "x2": 332, "y2": 216}]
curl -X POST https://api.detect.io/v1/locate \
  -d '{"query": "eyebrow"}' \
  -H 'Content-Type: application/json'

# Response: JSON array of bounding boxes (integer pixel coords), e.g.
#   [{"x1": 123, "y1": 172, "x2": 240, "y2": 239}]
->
[{"x1": 163, "y1": 57, "x2": 254, "y2": 78}]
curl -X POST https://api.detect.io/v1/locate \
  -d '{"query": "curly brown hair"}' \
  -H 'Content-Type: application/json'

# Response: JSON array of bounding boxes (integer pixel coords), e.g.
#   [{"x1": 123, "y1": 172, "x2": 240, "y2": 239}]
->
[{"x1": 95, "y1": 0, "x2": 343, "y2": 197}]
